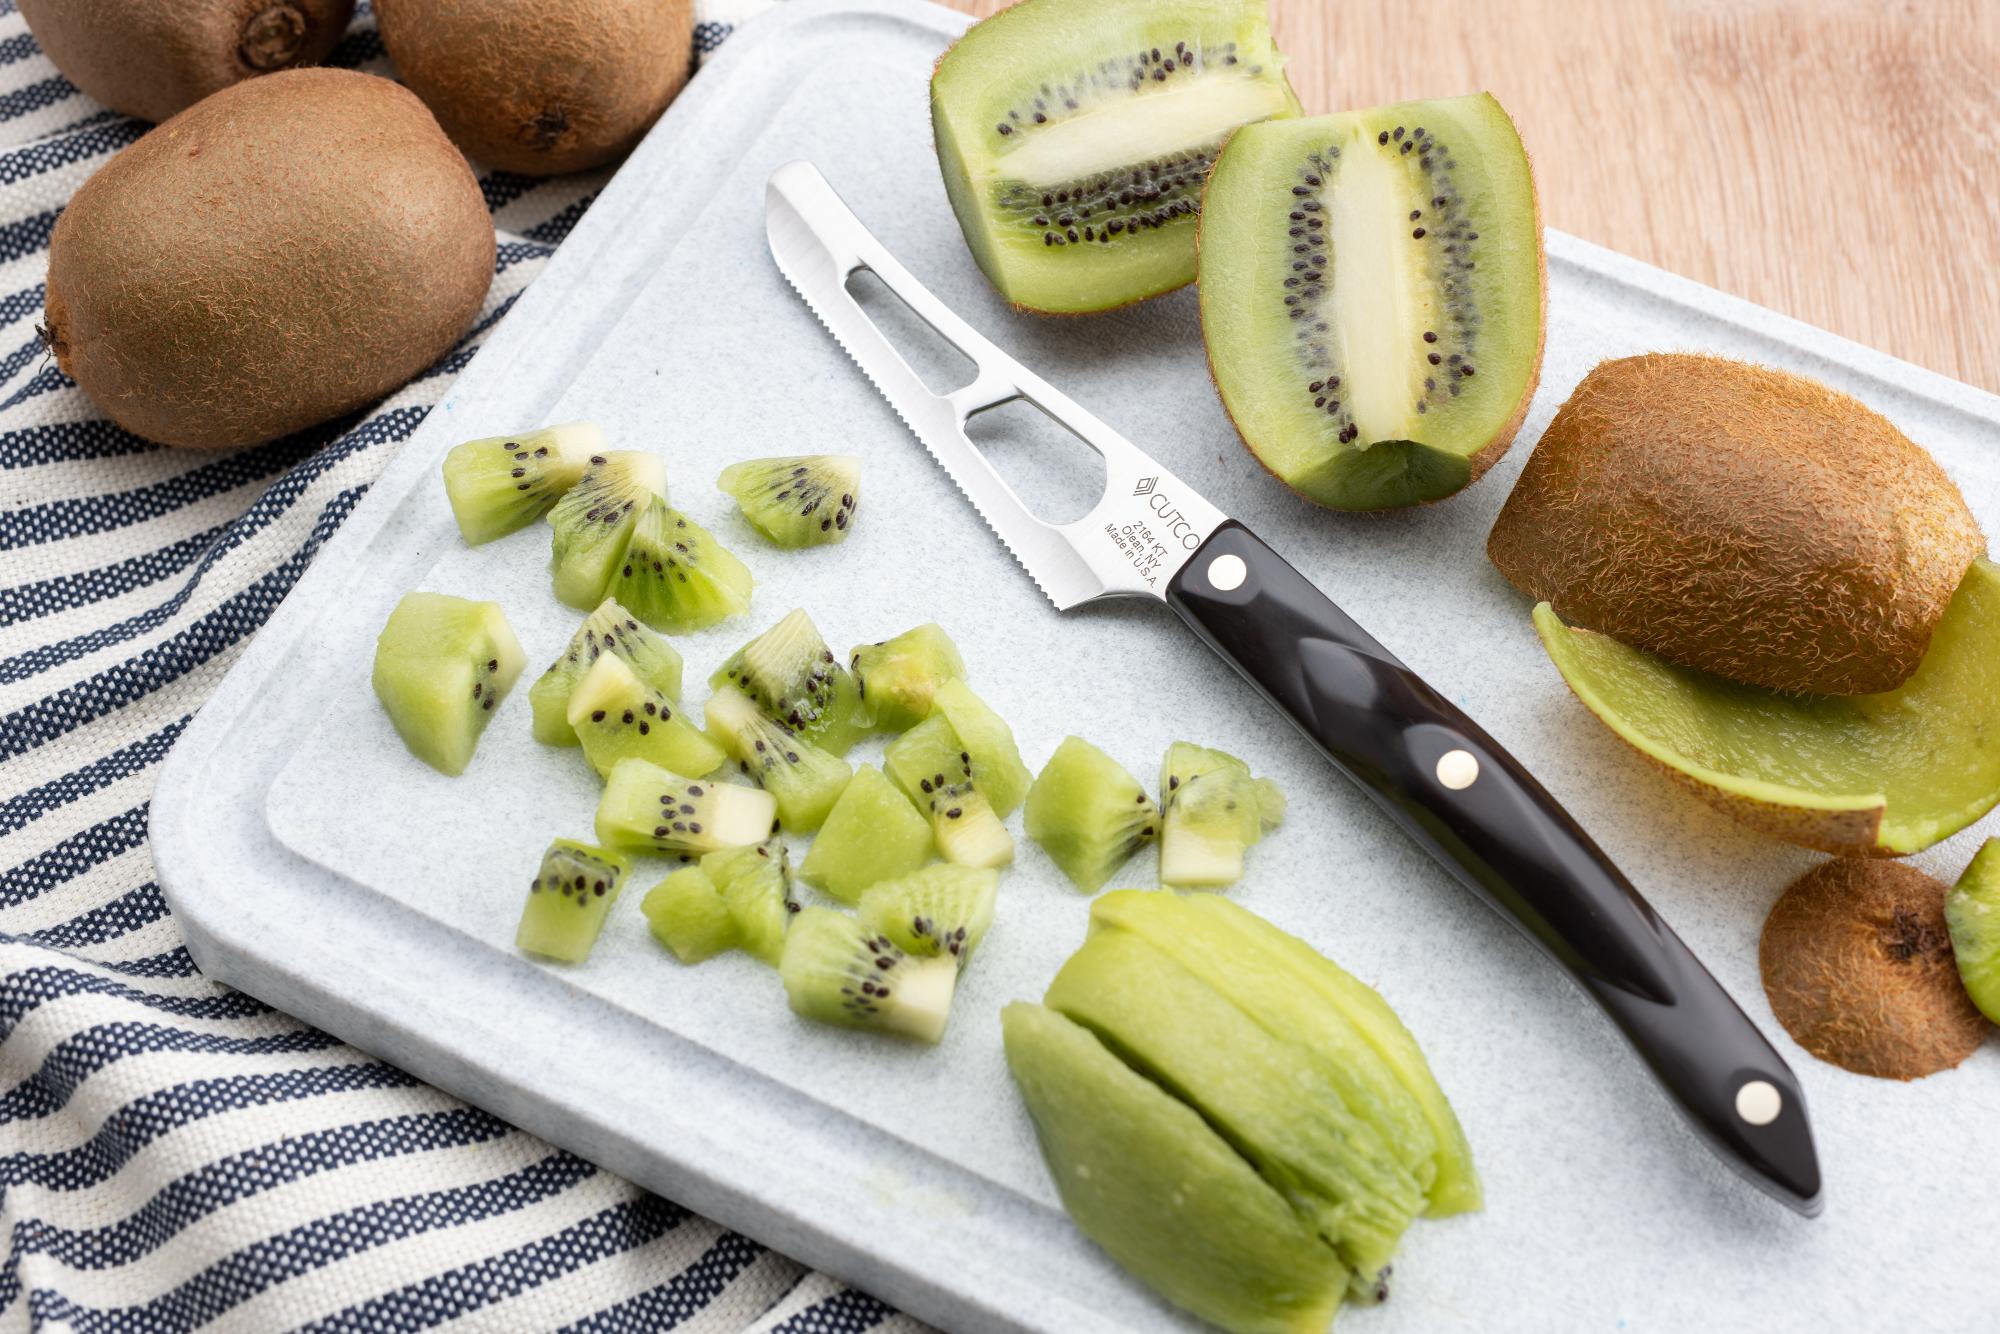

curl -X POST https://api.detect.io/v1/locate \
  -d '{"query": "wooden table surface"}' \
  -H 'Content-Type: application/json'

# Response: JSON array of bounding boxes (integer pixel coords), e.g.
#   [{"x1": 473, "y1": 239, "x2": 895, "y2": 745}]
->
[{"x1": 940, "y1": 0, "x2": 2000, "y2": 394}]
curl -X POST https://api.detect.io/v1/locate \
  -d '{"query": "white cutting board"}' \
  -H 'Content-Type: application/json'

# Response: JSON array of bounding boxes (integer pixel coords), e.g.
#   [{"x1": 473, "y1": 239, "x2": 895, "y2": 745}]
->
[{"x1": 154, "y1": 3, "x2": 2000, "y2": 1330}]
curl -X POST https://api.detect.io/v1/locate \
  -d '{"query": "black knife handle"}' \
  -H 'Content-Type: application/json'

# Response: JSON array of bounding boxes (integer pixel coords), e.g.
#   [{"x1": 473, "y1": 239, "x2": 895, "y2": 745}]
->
[{"x1": 1166, "y1": 521, "x2": 1822, "y2": 1214}]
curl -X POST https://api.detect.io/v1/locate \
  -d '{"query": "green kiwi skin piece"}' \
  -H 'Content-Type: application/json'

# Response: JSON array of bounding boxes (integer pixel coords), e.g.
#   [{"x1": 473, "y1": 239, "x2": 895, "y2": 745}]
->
[
  {"x1": 1046, "y1": 926, "x2": 1424, "y2": 1298},
  {"x1": 780, "y1": 907, "x2": 960, "y2": 1043},
  {"x1": 932, "y1": 0, "x2": 1303, "y2": 315},
  {"x1": 883, "y1": 714, "x2": 1016, "y2": 868},
  {"x1": 594, "y1": 758, "x2": 779, "y2": 857},
  {"x1": 517, "y1": 839, "x2": 631, "y2": 964},
  {"x1": 718, "y1": 455, "x2": 860, "y2": 548},
  {"x1": 797, "y1": 764, "x2": 934, "y2": 904},
  {"x1": 1159, "y1": 741, "x2": 1284, "y2": 888},
  {"x1": 1001, "y1": 1001, "x2": 1348, "y2": 1334},
  {"x1": 371, "y1": 591, "x2": 525, "y2": 777},
  {"x1": 710, "y1": 609, "x2": 873, "y2": 755},
  {"x1": 567, "y1": 653, "x2": 724, "y2": 781},
  {"x1": 704, "y1": 685, "x2": 853, "y2": 833},
  {"x1": 547, "y1": 451, "x2": 668, "y2": 609},
  {"x1": 1947, "y1": 837, "x2": 2000, "y2": 1024},
  {"x1": 1198, "y1": 95, "x2": 1544, "y2": 510},
  {"x1": 609, "y1": 497, "x2": 754, "y2": 634},
  {"x1": 931, "y1": 679, "x2": 1032, "y2": 816},
  {"x1": 857, "y1": 864, "x2": 999, "y2": 966},
  {"x1": 529, "y1": 598, "x2": 685, "y2": 748},
  {"x1": 849, "y1": 623, "x2": 966, "y2": 733},
  {"x1": 442, "y1": 421, "x2": 602, "y2": 545},
  {"x1": 1024, "y1": 736, "x2": 1160, "y2": 894},
  {"x1": 642, "y1": 866, "x2": 740, "y2": 964},
  {"x1": 703, "y1": 839, "x2": 797, "y2": 967}
]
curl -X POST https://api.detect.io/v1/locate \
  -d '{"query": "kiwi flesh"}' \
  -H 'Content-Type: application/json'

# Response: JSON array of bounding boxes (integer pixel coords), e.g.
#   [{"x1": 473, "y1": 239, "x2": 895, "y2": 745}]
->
[
  {"x1": 528, "y1": 598, "x2": 684, "y2": 747},
  {"x1": 443, "y1": 422, "x2": 602, "y2": 545},
  {"x1": 1531, "y1": 558, "x2": 2000, "y2": 856},
  {"x1": 1199, "y1": 95, "x2": 1544, "y2": 510},
  {"x1": 371, "y1": 592, "x2": 524, "y2": 777},
  {"x1": 20, "y1": 0, "x2": 355, "y2": 124},
  {"x1": 516, "y1": 839, "x2": 630, "y2": 964},
  {"x1": 857, "y1": 865, "x2": 1000, "y2": 966},
  {"x1": 1024, "y1": 736, "x2": 1160, "y2": 894},
  {"x1": 931, "y1": 679, "x2": 1033, "y2": 816},
  {"x1": 1946, "y1": 839, "x2": 2000, "y2": 1024},
  {"x1": 797, "y1": 764, "x2": 934, "y2": 904},
  {"x1": 711, "y1": 609, "x2": 872, "y2": 755},
  {"x1": 849, "y1": 623, "x2": 966, "y2": 733},
  {"x1": 1001, "y1": 1002, "x2": 1349, "y2": 1334},
  {"x1": 1159, "y1": 742, "x2": 1285, "y2": 887},
  {"x1": 884, "y1": 715, "x2": 1015, "y2": 869},
  {"x1": 1760, "y1": 858, "x2": 1991, "y2": 1080},
  {"x1": 610, "y1": 497, "x2": 754, "y2": 633},
  {"x1": 780, "y1": 907, "x2": 960, "y2": 1043},
  {"x1": 594, "y1": 758, "x2": 778, "y2": 857},
  {"x1": 566, "y1": 654, "x2": 724, "y2": 781},
  {"x1": 642, "y1": 865, "x2": 739, "y2": 965},
  {"x1": 704, "y1": 685, "x2": 853, "y2": 834},
  {"x1": 1490, "y1": 355, "x2": 1986, "y2": 695},
  {"x1": 718, "y1": 455, "x2": 861, "y2": 548},
  {"x1": 703, "y1": 839, "x2": 798, "y2": 967},
  {"x1": 932, "y1": 0, "x2": 1301, "y2": 314},
  {"x1": 548, "y1": 451, "x2": 669, "y2": 609}
]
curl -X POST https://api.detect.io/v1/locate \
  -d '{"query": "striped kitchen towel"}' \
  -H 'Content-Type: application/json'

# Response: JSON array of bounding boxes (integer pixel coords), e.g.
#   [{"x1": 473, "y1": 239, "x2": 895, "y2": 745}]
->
[{"x1": 0, "y1": 1, "x2": 930, "y2": 1329}]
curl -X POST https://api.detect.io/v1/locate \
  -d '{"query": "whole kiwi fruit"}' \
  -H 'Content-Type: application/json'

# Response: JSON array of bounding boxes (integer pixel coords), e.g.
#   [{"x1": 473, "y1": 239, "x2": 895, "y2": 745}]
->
[
  {"x1": 1489, "y1": 353, "x2": 1985, "y2": 696},
  {"x1": 373, "y1": 0, "x2": 696, "y2": 176},
  {"x1": 42, "y1": 68, "x2": 494, "y2": 450},
  {"x1": 19, "y1": 0, "x2": 356, "y2": 124}
]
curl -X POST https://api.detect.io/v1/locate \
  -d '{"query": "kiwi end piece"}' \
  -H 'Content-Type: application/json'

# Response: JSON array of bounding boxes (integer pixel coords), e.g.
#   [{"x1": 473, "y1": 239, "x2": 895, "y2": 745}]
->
[
  {"x1": 516, "y1": 839, "x2": 630, "y2": 964},
  {"x1": 1947, "y1": 839, "x2": 2000, "y2": 1024},
  {"x1": 1023, "y1": 736, "x2": 1159, "y2": 894},
  {"x1": 370, "y1": 591, "x2": 524, "y2": 777},
  {"x1": 641, "y1": 866, "x2": 739, "y2": 965},
  {"x1": 781, "y1": 907, "x2": 959, "y2": 1043},
  {"x1": 717, "y1": 454, "x2": 860, "y2": 548},
  {"x1": 798, "y1": 764, "x2": 934, "y2": 903},
  {"x1": 442, "y1": 421, "x2": 602, "y2": 545},
  {"x1": 857, "y1": 865, "x2": 1000, "y2": 966},
  {"x1": 849, "y1": 623, "x2": 967, "y2": 733}
]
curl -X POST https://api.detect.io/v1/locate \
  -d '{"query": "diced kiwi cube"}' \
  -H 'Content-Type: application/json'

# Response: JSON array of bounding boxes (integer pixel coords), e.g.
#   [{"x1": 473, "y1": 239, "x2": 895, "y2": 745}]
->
[
  {"x1": 1024, "y1": 736, "x2": 1159, "y2": 893},
  {"x1": 798, "y1": 765, "x2": 934, "y2": 903},
  {"x1": 517, "y1": 839, "x2": 630, "y2": 963},
  {"x1": 849, "y1": 623, "x2": 965, "y2": 733},
  {"x1": 642, "y1": 866, "x2": 739, "y2": 964},
  {"x1": 371, "y1": 591, "x2": 524, "y2": 776}
]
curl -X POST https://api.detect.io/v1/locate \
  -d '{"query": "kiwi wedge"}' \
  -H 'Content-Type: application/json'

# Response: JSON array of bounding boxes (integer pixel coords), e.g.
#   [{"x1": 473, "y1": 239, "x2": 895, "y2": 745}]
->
[
  {"x1": 931, "y1": 0, "x2": 1301, "y2": 313},
  {"x1": 528, "y1": 598, "x2": 685, "y2": 748},
  {"x1": 704, "y1": 685, "x2": 853, "y2": 834},
  {"x1": 594, "y1": 758, "x2": 778, "y2": 857},
  {"x1": 442, "y1": 422, "x2": 602, "y2": 545},
  {"x1": 566, "y1": 654, "x2": 724, "y2": 782},
  {"x1": 1024, "y1": 737, "x2": 1159, "y2": 893},
  {"x1": 849, "y1": 623, "x2": 966, "y2": 733},
  {"x1": 642, "y1": 865, "x2": 739, "y2": 965},
  {"x1": 884, "y1": 715, "x2": 1015, "y2": 869},
  {"x1": 1489, "y1": 355, "x2": 1985, "y2": 696},
  {"x1": 1159, "y1": 742, "x2": 1285, "y2": 888},
  {"x1": 1532, "y1": 557, "x2": 2000, "y2": 855},
  {"x1": 1199, "y1": 95, "x2": 1544, "y2": 510},
  {"x1": 371, "y1": 592, "x2": 524, "y2": 777},
  {"x1": 1946, "y1": 839, "x2": 2000, "y2": 1025},
  {"x1": 704, "y1": 839, "x2": 798, "y2": 967},
  {"x1": 857, "y1": 865, "x2": 999, "y2": 966},
  {"x1": 516, "y1": 839, "x2": 630, "y2": 964},
  {"x1": 780, "y1": 908, "x2": 960, "y2": 1043},
  {"x1": 718, "y1": 455, "x2": 860, "y2": 548},
  {"x1": 931, "y1": 680, "x2": 1033, "y2": 816},
  {"x1": 548, "y1": 451, "x2": 668, "y2": 609},
  {"x1": 711, "y1": 609, "x2": 872, "y2": 755},
  {"x1": 1761, "y1": 859, "x2": 1990, "y2": 1080},
  {"x1": 798, "y1": 764, "x2": 934, "y2": 904},
  {"x1": 610, "y1": 497, "x2": 754, "y2": 634}
]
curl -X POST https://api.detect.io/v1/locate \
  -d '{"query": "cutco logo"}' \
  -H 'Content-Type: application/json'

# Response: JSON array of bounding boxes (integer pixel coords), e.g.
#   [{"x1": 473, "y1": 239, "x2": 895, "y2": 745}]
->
[
  {"x1": 1146, "y1": 490, "x2": 1204, "y2": 550},
  {"x1": 1132, "y1": 476, "x2": 1158, "y2": 497}
]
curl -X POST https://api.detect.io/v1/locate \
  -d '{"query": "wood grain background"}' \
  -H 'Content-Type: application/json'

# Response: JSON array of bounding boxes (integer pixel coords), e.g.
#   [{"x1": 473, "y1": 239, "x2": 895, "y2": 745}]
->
[{"x1": 937, "y1": 0, "x2": 2000, "y2": 393}]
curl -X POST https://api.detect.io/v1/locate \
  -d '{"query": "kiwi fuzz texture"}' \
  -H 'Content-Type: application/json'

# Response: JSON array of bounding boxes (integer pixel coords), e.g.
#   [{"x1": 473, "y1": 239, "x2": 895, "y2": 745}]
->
[
  {"x1": 20, "y1": 0, "x2": 354, "y2": 123},
  {"x1": 374, "y1": 0, "x2": 695, "y2": 176},
  {"x1": 1490, "y1": 354, "x2": 1986, "y2": 696},
  {"x1": 43, "y1": 69, "x2": 493, "y2": 449}
]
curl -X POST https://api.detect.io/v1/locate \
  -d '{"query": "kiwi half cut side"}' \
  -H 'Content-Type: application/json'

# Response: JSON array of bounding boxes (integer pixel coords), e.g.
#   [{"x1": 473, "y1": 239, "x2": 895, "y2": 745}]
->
[
  {"x1": 442, "y1": 421, "x2": 602, "y2": 545},
  {"x1": 932, "y1": 0, "x2": 1301, "y2": 314},
  {"x1": 1533, "y1": 557, "x2": 2000, "y2": 856},
  {"x1": 1946, "y1": 839, "x2": 2000, "y2": 1024},
  {"x1": 371, "y1": 591, "x2": 524, "y2": 777},
  {"x1": 1199, "y1": 95, "x2": 1545, "y2": 510}
]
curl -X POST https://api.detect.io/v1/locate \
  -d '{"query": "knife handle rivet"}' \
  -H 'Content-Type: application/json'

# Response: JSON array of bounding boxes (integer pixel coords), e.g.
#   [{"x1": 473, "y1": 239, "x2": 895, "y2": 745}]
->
[
  {"x1": 1206, "y1": 553, "x2": 1247, "y2": 592},
  {"x1": 1735, "y1": 1079, "x2": 1783, "y2": 1127},
  {"x1": 1435, "y1": 748, "x2": 1479, "y2": 790}
]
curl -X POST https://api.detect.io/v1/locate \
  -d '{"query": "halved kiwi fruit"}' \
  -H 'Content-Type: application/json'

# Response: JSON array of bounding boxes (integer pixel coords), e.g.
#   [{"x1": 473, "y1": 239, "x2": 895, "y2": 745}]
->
[
  {"x1": 609, "y1": 497, "x2": 754, "y2": 634},
  {"x1": 548, "y1": 451, "x2": 668, "y2": 609},
  {"x1": 442, "y1": 422, "x2": 601, "y2": 545},
  {"x1": 1532, "y1": 558, "x2": 2000, "y2": 855},
  {"x1": 528, "y1": 598, "x2": 684, "y2": 748},
  {"x1": 932, "y1": 0, "x2": 1301, "y2": 313},
  {"x1": 1199, "y1": 95, "x2": 1544, "y2": 510},
  {"x1": 1946, "y1": 839, "x2": 2000, "y2": 1025},
  {"x1": 711, "y1": 609, "x2": 872, "y2": 755},
  {"x1": 371, "y1": 592, "x2": 524, "y2": 777},
  {"x1": 780, "y1": 907, "x2": 960, "y2": 1043},
  {"x1": 516, "y1": 839, "x2": 630, "y2": 964},
  {"x1": 566, "y1": 653, "x2": 724, "y2": 781},
  {"x1": 1023, "y1": 736, "x2": 1159, "y2": 893},
  {"x1": 717, "y1": 455, "x2": 860, "y2": 548}
]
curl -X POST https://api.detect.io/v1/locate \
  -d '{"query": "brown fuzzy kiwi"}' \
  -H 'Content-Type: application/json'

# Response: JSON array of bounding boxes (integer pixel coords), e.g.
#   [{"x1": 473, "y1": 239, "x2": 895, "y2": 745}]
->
[
  {"x1": 374, "y1": 0, "x2": 695, "y2": 176},
  {"x1": 1490, "y1": 353, "x2": 1985, "y2": 696},
  {"x1": 42, "y1": 68, "x2": 493, "y2": 450},
  {"x1": 19, "y1": 0, "x2": 354, "y2": 124},
  {"x1": 1760, "y1": 858, "x2": 1991, "y2": 1080}
]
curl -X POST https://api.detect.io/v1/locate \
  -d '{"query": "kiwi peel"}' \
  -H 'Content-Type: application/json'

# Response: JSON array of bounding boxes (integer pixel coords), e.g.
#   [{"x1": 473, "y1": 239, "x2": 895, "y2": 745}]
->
[
  {"x1": 371, "y1": 592, "x2": 524, "y2": 777},
  {"x1": 1945, "y1": 839, "x2": 2000, "y2": 1025}
]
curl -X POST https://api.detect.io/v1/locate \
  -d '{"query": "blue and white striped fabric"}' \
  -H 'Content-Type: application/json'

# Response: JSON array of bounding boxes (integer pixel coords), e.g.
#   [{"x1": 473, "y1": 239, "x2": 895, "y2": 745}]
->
[{"x1": 0, "y1": 2, "x2": 929, "y2": 1328}]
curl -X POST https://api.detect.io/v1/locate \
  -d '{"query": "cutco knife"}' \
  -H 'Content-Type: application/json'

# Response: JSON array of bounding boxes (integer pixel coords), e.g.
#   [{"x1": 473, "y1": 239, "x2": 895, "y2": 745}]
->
[{"x1": 764, "y1": 160, "x2": 1822, "y2": 1216}]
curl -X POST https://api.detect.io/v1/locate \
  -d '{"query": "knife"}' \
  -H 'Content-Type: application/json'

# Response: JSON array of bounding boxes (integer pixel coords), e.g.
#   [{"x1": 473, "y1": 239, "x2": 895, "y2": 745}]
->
[{"x1": 764, "y1": 160, "x2": 1822, "y2": 1217}]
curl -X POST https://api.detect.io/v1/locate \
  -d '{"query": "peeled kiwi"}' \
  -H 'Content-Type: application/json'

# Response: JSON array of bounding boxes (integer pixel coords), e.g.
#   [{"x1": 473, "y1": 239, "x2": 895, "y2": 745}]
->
[
  {"x1": 374, "y1": 0, "x2": 695, "y2": 175},
  {"x1": 1760, "y1": 858, "x2": 1991, "y2": 1080},
  {"x1": 547, "y1": 452, "x2": 668, "y2": 610},
  {"x1": 42, "y1": 69, "x2": 493, "y2": 449},
  {"x1": 1023, "y1": 736, "x2": 1159, "y2": 894},
  {"x1": 371, "y1": 591, "x2": 523, "y2": 777},
  {"x1": 1946, "y1": 839, "x2": 2000, "y2": 1024},
  {"x1": 442, "y1": 422, "x2": 601, "y2": 545},
  {"x1": 718, "y1": 455, "x2": 860, "y2": 548},
  {"x1": 711, "y1": 609, "x2": 872, "y2": 755},
  {"x1": 20, "y1": 0, "x2": 354, "y2": 123},
  {"x1": 780, "y1": 908, "x2": 960, "y2": 1043},
  {"x1": 1490, "y1": 354, "x2": 1986, "y2": 695}
]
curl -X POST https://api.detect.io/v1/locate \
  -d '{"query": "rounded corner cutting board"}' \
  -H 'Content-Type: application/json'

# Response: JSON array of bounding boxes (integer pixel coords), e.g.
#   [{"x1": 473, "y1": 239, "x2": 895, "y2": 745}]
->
[{"x1": 152, "y1": 2, "x2": 2000, "y2": 1330}]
